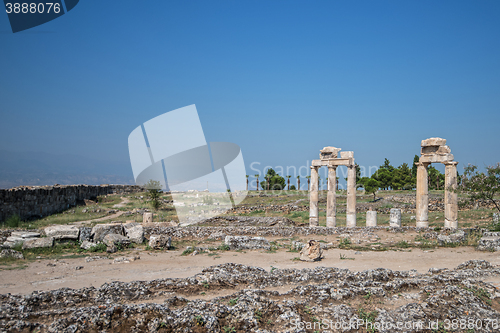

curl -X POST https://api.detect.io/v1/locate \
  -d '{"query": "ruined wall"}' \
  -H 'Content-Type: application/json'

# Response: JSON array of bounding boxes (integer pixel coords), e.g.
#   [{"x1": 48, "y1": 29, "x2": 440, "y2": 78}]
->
[{"x1": 0, "y1": 185, "x2": 143, "y2": 222}]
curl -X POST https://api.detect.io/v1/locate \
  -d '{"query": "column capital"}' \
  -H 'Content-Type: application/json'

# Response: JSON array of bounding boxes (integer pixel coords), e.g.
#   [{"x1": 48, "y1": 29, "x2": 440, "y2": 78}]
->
[
  {"x1": 415, "y1": 162, "x2": 430, "y2": 167},
  {"x1": 443, "y1": 161, "x2": 459, "y2": 166},
  {"x1": 327, "y1": 165, "x2": 338, "y2": 170},
  {"x1": 310, "y1": 165, "x2": 319, "y2": 170}
]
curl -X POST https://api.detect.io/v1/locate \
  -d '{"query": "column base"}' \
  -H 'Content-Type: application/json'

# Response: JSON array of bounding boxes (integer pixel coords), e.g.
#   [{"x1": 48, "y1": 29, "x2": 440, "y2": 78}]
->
[
  {"x1": 309, "y1": 217, "x2": 319, "y2": 227},
  {"x1": 445, "y1": 219, "x2": 458, "y2": 229},
  {"x1": 346, "y1": 214, "x2": 356, "y2": 228},
  {"x1": 416, "y1": 221, "x2": 429, "y2": 228},
  {"x1": 326, "y1": 217, "x2": 336, "y2": 228}
]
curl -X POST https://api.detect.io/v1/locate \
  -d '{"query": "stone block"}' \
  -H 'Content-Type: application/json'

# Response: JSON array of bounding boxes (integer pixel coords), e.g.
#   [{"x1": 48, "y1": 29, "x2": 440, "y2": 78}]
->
[
  {"x1": 421, "y1": 137, "x2": 446, "y2": 147},
  {"x1": 124, "y1": 223, "x2": 144, "y2": 244},
  {"x1": 79, "y1": 227, "x2": 92, "y2": 242},
  {"x1": 22, "y1": 237, "x2": 54, "y2": 249},
  {"x1": 10, "y1": 231, "x2": 40, "y2": 238},
  {"x1": 437, "y1": 230, "x2": 465, "y2": 246},
  {"x1": 493, "y1": 213, "x2": 499, "y2": 224},
  {"x1": 366, "y1": 211, "x2": 377, "y2": 227},
  {"x1": 299, "y1": 240, "x2": 323, "y2": 262},
  {"x1": 0, "y1": 249, "x2": 24, "y2": 259},
  {"x1": 389, "y1": 208, "x2": 401, "y2": 227},
  {"x1": 291, "y1": 241, "x2": 305, "y2": 251},
  {"x1": 477, "y1": 235, "x2": 500, "y2": 252},
  {"x1": 148, "y1": 235, "x2": 171, "y2": 249},
  {"x1": 340, "y1": 151, "x2": 354, "y2": 159},
  {"x1": 224, "y1": 236, "x2": 270, "y2": 250},
  {"x1": 91, "y1": 223, "x2": 123, "y2": 242},
  {"x1": 80, "y1": 240, "x2": 97, "y2": 250},
  {"x1": 103, "y1": 234, "x2": 130, "y2": 253},
  {"x1": 419, "y1": 154, "x2": 454, "y2": 164},
  {"x1": 143, "y1": 212, "x2": 153, "y2": 223},
  {"x1": 44, "y1": 225, "x2": 80, "y2": 240},
  {"x1": 320, "y1": 147, "x2": 341, "y2": 160}
]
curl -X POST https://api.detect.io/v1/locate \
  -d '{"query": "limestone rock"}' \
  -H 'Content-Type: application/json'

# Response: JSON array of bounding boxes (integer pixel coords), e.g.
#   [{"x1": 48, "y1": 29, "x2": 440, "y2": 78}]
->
[
  {"x1": 91, "y1": 223, "x2": 123, "y2": 242},
  {"x1": 299, "y1": 240, "x2": 323, "y2": 262},
  {"x1": 421, "y1": 137, "x2": 446, "y2": 147},
  {"x1": 10, "y1": 231, "x2": 40, "y2": 238},
  {"x1": 340, "y1": 151, "x2": 354, "y2": 159},
  {"x1": 493, "y1": 213, "x2": 499, "y2": 224},
  {"x1": 437, "y1": 230, "x2": 465, "y2": 246},
  {"x1": 45, "y1": 225, "x2": 80, "y2": 240},
  {"x1": 477, "y1": 232, "x2": 500, "y2": 251},
  {"x1": 143, "y1": 212, "x2": 153, "y2": 223},
  {"x1": 389, "y1": 208, "x2": 402, "y2": 227},
  {"x1": 320, "y1": 147, "x2": 341, "y2": 160},
  {"x1": 124, "y1": 223, "x2": 144, "y2": 244},
  {"x1": 291, "y1": 241, "x2": 305, "y2": 251},
  {"x1": 79, "y1": 227, "x2": 92, "y2": 242},
  {"x1": 22, "y1": 237, "x2": 54, "y2": 249},
  {"x1": 148, "y1": 235, "x2": 171, "y2": 249},
  {"x1": 224, "y1": 236, "x2": 270, "y2": 250},
  {"x1": 0, "y1": 249, "x2": 24, "y2": 259},
  {"x1": 80, "y1": 240, "x2": 97, "y2": 250},
  {"x1": 103, "y1": 234, "x2": 130, "y2": 248}
]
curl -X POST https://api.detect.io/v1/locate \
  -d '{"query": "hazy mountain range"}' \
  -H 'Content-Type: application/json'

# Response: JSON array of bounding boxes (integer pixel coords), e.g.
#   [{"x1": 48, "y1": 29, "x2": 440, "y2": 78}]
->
[{"x1": 0, "y1": 150, "x2": 134, "y2": 189}]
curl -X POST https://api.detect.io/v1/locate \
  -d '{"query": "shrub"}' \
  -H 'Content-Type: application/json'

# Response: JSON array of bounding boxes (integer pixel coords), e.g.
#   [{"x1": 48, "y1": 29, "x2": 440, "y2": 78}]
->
[{"x1": 5, "y1": 214, "x2": 21, "y2": 228}]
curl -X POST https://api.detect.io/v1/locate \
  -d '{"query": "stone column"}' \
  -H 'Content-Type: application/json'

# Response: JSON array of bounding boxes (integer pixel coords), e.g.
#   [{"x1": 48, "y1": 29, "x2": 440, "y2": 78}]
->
[
  {"x1": 143, "y1": 212, "x2": 153, "y2": 223},
  {"x1": 444, "y1": 162, "x2": 458, "y2": 229},
  {"x1": 326, "y1": 166, "x2": 337, "y2": 227},
  {"x1": 366, "y1": 210, "x2": 377, "y2": 227},
  {"x1": 346, "y1": 165, "x2": 356, "y2": 227},
  {"x1": 309, "y1": 166, "x2": 319, "y2": 227},
  {"x1": 416, "y1": 162, "x2": 429, "y2": 228}
]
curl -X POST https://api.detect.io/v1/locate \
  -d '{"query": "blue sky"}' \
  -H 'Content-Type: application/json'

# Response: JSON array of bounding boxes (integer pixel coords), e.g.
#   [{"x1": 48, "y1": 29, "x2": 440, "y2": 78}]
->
[{"x1": 0, "y1": 0, "x2": 499, "y2": 187}]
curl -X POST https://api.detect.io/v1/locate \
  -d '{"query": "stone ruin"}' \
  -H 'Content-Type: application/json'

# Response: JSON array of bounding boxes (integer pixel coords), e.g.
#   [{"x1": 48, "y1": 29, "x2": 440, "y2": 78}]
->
[
  {"x1": 416, "y1": 137, "x2": 458, "y2": 228},
  {"x1": 309, "y1": 147, "x2": 356, "y2": 227},
  {"x1": 309, "y1": 138, "x2": 459, "y2": 229}
]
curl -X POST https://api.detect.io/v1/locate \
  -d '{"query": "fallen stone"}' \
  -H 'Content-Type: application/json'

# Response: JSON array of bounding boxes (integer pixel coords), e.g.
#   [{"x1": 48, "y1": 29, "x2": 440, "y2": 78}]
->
[
  {"x1": 79, "y1": 227, "x2": 92, "y2": 242},
  {"x1": 493, "y1": 213, "x2": 499, "y2": 224},
  {"x1": 0, "y1": 249, "x2": 24, "y2": 259},
  {"x1": 224, "y1": 236, "x2": 270, "y2": 250},
  {"x1": 421, "y1": 137, "x2": 446, "y2": 147},
  {"x1": 113, "y1": 255, "x2": 140, "y2": 263},
  {"x1": 291, "y1": 241, "x2": 305, "y2": 251},
  {"x1": 75, "y1": 266, "x2": 83, "y2": 270},
  {"x1": 477, "y1": 232, "x2": 500, "y2": 251},
  {"x1": 44, "y1": 225, "x2": 79, "y2": 240},
  {"x1": 103, "y1": 234, "x2": 130, "y2": 248},
  {"x1": 91, "y1": 223, "x2": 123, "y2": 242},
  {"x1": 299, "y1": 240, "x2": 323, "y2": 261},
  {"x1": 437, "y1": 230, "x2": 465, "y2": 246},
  {"x1": 22, "y1": 237, "x2": 54, "y2": 249},
  {"x1": 143, "y1": 212, "x2": 153, "y2": 223},
  {"x1": 148, "y1": 235, "x2": 171, "y2": 249},
  {"x1": 80, "y1": 240, "x2": 97, "y2": 250},
  {"x1": 10, "y1": 231, "x2": 40, "y2": 238},
  {"x1": 124, "y1": 223, "x2": 144, "y2": 244}
]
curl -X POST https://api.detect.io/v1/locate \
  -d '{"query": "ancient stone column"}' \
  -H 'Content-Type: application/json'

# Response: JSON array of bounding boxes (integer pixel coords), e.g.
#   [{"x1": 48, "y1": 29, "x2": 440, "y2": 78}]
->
[
  {"x1": 366, "y1": 209, "x2": 377, "y2": 227},
  {"x1": 416, "y1": 162, "x2": 429, "y2": 228},
  {"x1": 309, "y1": 166, "x2": 320, "y2": 227},
  {"x1": 444, "y1": 162, "x2": 458, "y2": 229},
  {"x1": 390, "y1": 208, "x2": 402, "y2": 227},
  {"x1": 143, "y1": 212, "x2": 153, "y2": 223},
  {"x1": 346, "y1": 165, "x2": 356, "y2": 227},
  {"x1": 326, "y1": 166, "x2": 337, "y2": 227}
]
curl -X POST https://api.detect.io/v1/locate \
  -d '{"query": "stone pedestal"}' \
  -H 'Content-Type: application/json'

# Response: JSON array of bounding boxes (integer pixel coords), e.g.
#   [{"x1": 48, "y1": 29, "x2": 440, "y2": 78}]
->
[
  {"x1": 346, "y1": 165, "x2": 356, "y2": 227},
  {"x1": 444, "y1": 162, "x2": 458, "y2": 229},
  {"x1": 390, "y1": 208, "x2": 402, "y2": 227},
  {"x1": 494, "y1": 213, "x2": 499, "y2": 224},
  {"x1": 143, "y1": 212, "x2": 153, "y2": 223},
  {"x1": 416, "y1": 162, "x2": 429, "y2": 228},
  {"x1": 309, "y1": 166, "x2": 319, "y2": 227},
  {"x1": 326, "y1": 166, "x2": 337, "y2": 227},
  {"x1": 366, "y1": 210, "x2": 377, "y2": 227}
]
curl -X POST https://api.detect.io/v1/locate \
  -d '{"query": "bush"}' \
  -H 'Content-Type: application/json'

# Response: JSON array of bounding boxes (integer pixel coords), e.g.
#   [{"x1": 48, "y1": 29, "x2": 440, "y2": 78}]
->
[
  {"x1": 89, "y1": 243, "x2": 107, "y2": 252},
  {"x1": 5, "y1": 214, "x2": 21, "y2": 228},
  {"x1": 290, "y1": 185, "x2": 296, "y2": 190}
]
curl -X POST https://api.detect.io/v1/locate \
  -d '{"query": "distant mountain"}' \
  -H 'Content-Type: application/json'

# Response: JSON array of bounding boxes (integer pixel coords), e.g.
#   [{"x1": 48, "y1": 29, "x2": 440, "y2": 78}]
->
[{"x1": 0, "y1": 150, "x2": 134, "y2": 189}]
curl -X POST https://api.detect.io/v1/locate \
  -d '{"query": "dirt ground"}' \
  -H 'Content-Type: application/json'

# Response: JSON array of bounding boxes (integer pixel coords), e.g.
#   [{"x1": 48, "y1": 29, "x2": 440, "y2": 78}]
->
[{"x1": 2, "y1": 243, "x2": 500, "y2": 296}]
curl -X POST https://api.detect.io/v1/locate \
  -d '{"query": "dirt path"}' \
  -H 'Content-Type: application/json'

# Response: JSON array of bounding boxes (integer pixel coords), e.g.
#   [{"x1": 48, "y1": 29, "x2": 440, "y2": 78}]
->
[
  {"x1": 68, "y1": 197, "x2": 130, "y2": 226},
  {"x1": 1, "y1": 246, "x2": 499, "y2": 296}
]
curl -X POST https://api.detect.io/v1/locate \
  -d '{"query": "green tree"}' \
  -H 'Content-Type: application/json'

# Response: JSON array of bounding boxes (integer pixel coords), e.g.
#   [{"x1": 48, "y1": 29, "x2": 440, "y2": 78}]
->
[
  {"x1": 254, "y1": 174, "x2": 259, "y2": 191},
  {"x1": 393, "y1": 163, "x2": 414, "y2": 190},
  {"x1": 459, "y1": 163, "x2": 500, "y2": 213},
  {"x1": 260, "y1": 168, "x2": 286, "y2": 190},
  {"x1": 411, "y1": 155, "x2": 419, "y2": 179},
  {"x1": 427, "y1": 166, "x2": 444, "y2": 190},
  {"x1": 373, "y1": 159, "x2": 395, "y2": 190},
  {"x1": 363, "y1": 178, "x2": 380, "y2": 201},
  {"x1": 145, "y1": 179, "x2": 162, "y2": 211},
  {"x1": 290, "y1": 185, "x2": 296, "y2": 190}
]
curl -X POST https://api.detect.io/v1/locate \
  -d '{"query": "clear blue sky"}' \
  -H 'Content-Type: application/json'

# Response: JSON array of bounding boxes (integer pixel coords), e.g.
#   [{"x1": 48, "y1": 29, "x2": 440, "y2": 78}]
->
[{"x1": 1, "y1": 1, "x2": 499, "y2": 187}]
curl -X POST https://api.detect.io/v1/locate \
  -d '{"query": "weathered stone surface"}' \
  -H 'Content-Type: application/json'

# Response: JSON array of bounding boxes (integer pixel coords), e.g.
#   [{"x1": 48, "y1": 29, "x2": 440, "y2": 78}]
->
[
  {"x1": 299, "y1": 240, "x2": 323, "y2": 261},
  {"x1": 477, "y1": 232, "x2": 500, "y2": 251},
  {"x1": 91, "y1": 223, "x2": 123, "y2": 242},
  {"x1": 366, "y1": 210, "x2": 377, "y2": 227},
  {"x1": 143, "y1": 212, "x2": 153, "y2": 223},
  {"x1": 148, "y1": 235, "x2": 171, "y2": 249},
  {"x1": 224, "y1": 236, "x2": 270, "y2": 250},
  {"x1": 22, "y1": 237, "x2": 54, "y2": 249},
  {"x1": 421, "y1": 137, "x2": 446, "y2": 147},
  {"x1": 0, "y1": 249, "x2": 24, "y2": 259},
  {"x1": 319, "y1": 146, "x2": 341, "y2": 160},
  {"x1": 389, "y1": 208, "x2": 401, "y2": 227},
  {"x1": 419, "y1": 153, "x2": 454, "y2": 163},
  {"x1": 80, "y1": 240, "x2": 97, "y2": 250},
  {"x1": 10, "y1": 231, "x2": 40, "y2": 238},
  {"x1": 124, "y1": 223, "x2": 144, "y2": 244},
  {"x1": 493, "y1": 213, "x2": 499, "y2": 224},
  {"x1": 103, "y1": 234, "x2": 130, "y2": 248},
  {"x1": 79, "y1": 227, "x2": 92, "y2": 242},
  {"x1": 340, "y1": 151, "x2": 354, "y2": 159},
  {"x1": 45, "y1": 225, "x2": 79, "y2": 240},
  {"x1": 437, "y1": 230, "x2": 465, "y2": 246}
]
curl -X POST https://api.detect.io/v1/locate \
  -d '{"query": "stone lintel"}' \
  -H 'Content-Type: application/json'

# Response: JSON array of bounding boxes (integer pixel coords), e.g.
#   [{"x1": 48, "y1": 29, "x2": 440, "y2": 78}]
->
[
  {"x1": 419, "y1": 154, "x2": 454, "y2": 164},
  {"x1": 421, "y1": 137, "x2": 446, "y2": 147},
  {"x1": 312, "y1": 159, "x2": 354, "y2": 167},
  {"x1": 320, "y1": 147, "x2": 341, "y2": 160},
  {"x1": 340, "y1": 151, "x2": 354, "y2": 159}
]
